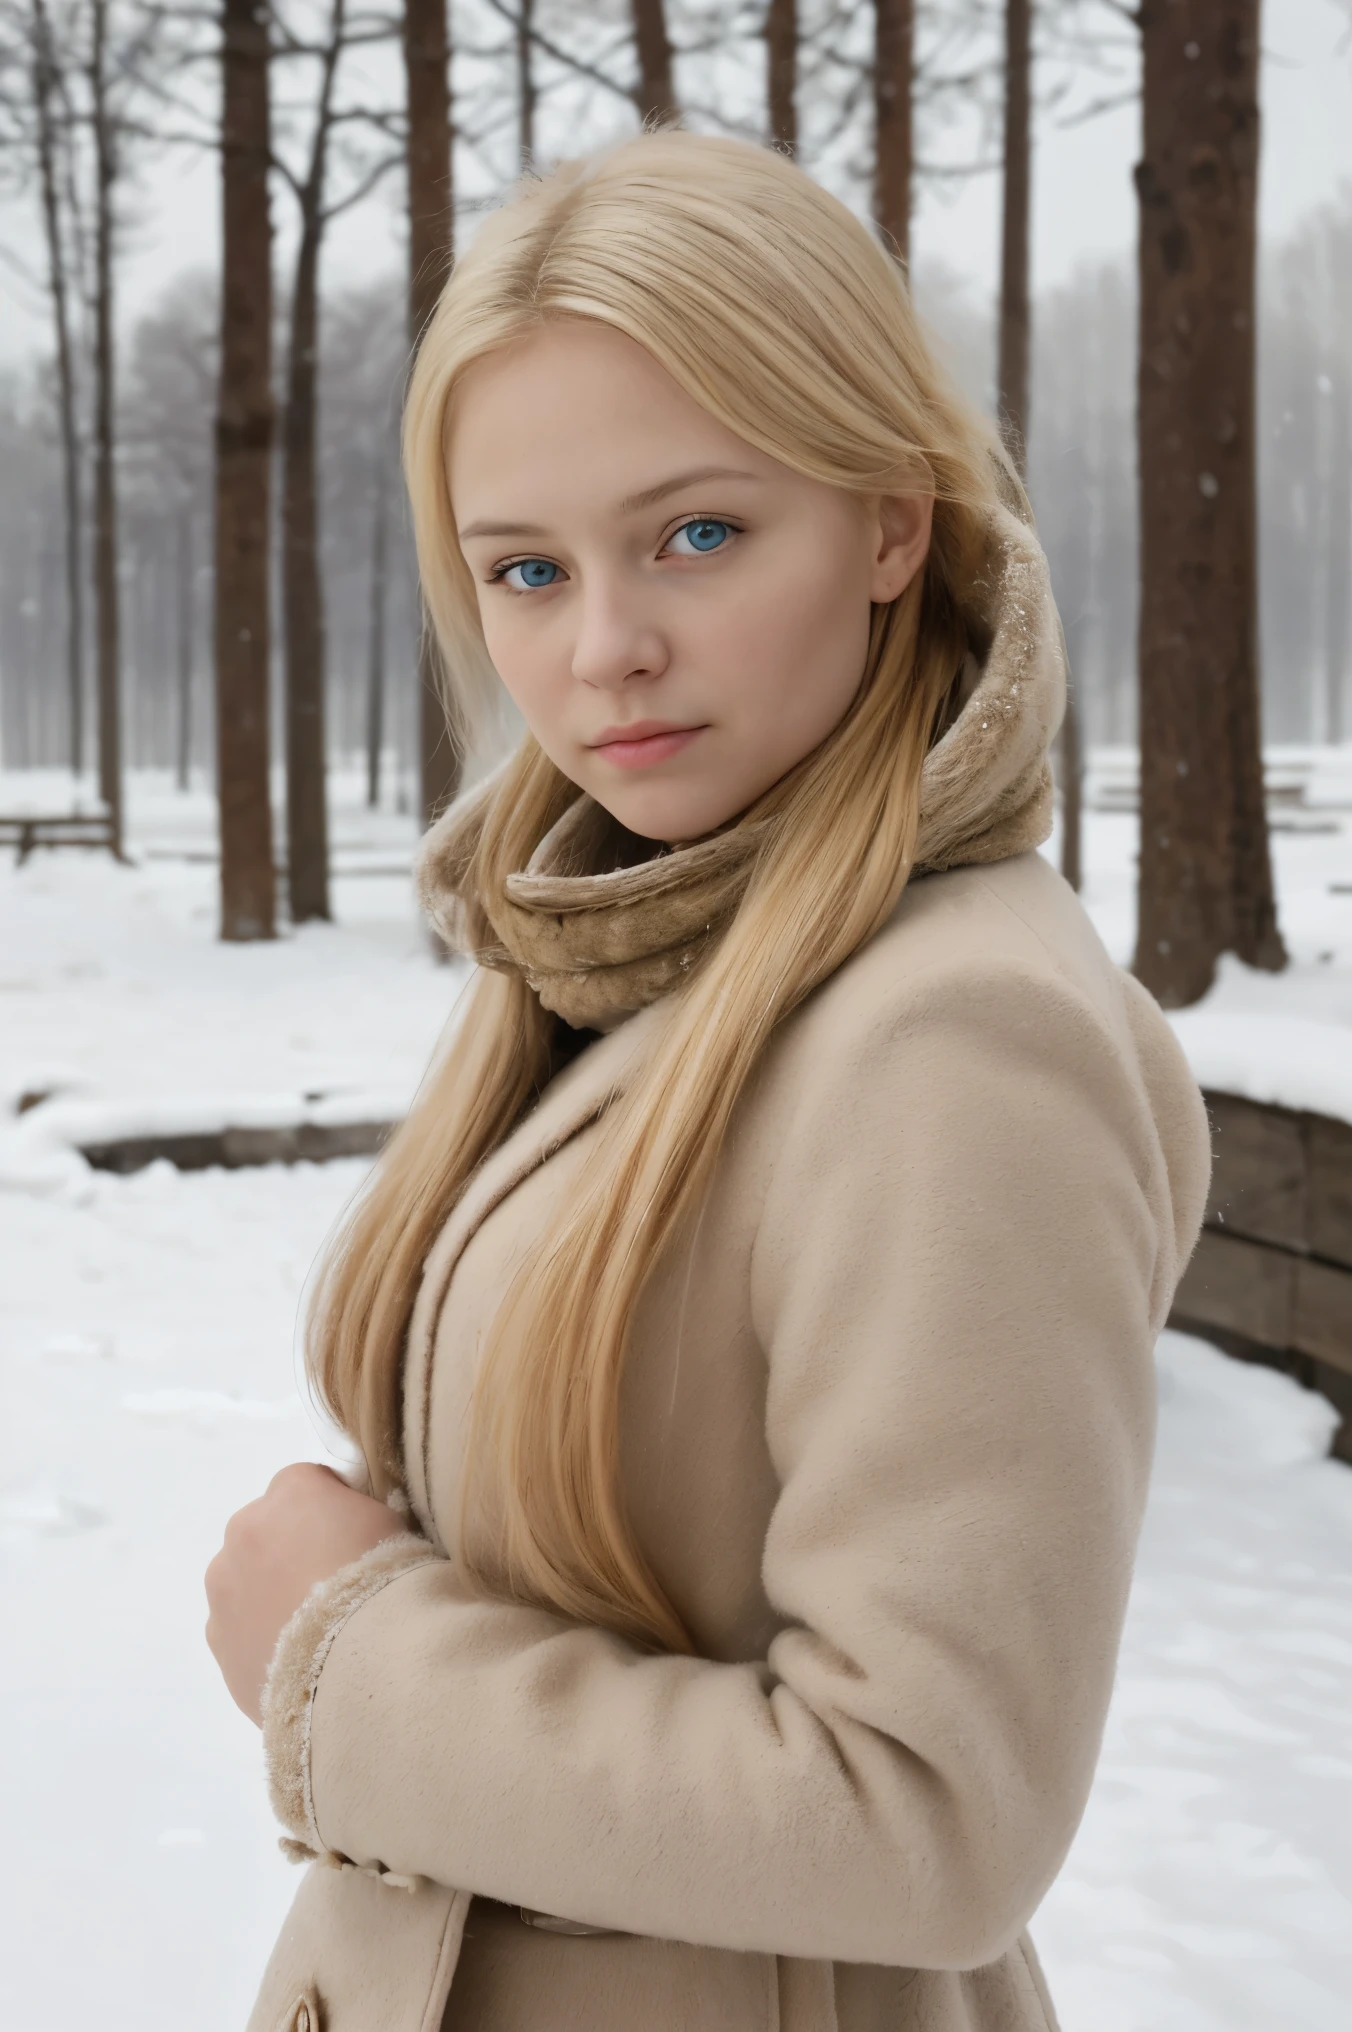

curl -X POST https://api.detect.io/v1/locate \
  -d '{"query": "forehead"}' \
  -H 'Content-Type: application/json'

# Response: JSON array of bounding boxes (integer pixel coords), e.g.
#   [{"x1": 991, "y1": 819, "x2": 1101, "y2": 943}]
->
[{"x1": 447, "y1": 322, "x2": 770, "y2": 515}]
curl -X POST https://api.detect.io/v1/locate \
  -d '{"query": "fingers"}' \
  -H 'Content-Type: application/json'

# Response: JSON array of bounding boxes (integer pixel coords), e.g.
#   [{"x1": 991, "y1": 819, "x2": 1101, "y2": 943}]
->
[{"x1": 264, "y1": 1459, "x2": 337, "y2": 1498}]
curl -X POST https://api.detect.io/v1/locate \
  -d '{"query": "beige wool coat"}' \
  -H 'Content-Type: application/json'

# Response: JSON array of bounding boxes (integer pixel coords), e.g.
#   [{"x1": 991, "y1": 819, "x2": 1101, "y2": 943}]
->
[{"x1": 248, "y1": 512, "x2": 1211, "y2": 2032}]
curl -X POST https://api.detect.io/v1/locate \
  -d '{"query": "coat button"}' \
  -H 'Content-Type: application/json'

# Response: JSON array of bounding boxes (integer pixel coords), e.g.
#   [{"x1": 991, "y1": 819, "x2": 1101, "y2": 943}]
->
[{"x1": 280, "y1": 1991, "x2": 322, "y2": 2032}]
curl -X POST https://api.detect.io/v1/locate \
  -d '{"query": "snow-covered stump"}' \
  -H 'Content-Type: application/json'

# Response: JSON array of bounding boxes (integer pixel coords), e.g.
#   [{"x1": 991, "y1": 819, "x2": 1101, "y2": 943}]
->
[{"x1": 1172, "y1": 1091, "x2": 1352, "y2": 1463}]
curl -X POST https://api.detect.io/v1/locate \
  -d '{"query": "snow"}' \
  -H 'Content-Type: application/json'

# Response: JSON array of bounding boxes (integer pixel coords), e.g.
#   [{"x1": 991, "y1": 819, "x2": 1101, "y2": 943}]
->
[
  {"x1": 1048, "y1": 744, "x2": 1352, "y2": 1125},
  {"x1": 2, "y1": 764, "x2": 1351, "y2": 2029},
  {"x1": 0, "y1": 769, "x2": 464, "y2": 1115},
  {"x1": 1032, "y1": 1336, "x2": 1352, "y2": 2030},
  {"x1": 1167, "y1": 1011, "x2": 1352, "y2": 1127},
  {"x1": 0, "y1": 1083, "x2": 410, "y2": 1199},
  {"x1": 0, "y1": 1155, "x2": 363, "y2": 2032}
]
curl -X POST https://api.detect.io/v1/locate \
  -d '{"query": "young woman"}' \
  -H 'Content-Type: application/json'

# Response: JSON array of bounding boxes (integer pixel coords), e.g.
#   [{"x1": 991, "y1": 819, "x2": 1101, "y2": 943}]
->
[{"x1": 207, "y1": 132, "x2": 1211, "y2": 2032}]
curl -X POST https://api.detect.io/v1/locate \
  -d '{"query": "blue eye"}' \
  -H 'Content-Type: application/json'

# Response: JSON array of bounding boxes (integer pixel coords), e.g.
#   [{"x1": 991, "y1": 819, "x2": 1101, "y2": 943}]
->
[
  {"x1": 668, "y1": 518, "x2": 733, "y2": 555},
  {"x1": 500, "y1": 557, "x2": 561, "y2": 590}
]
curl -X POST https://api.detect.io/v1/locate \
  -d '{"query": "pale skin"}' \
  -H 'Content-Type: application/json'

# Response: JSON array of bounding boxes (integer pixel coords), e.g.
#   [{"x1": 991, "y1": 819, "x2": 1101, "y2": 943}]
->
[{"x1": 204, "y1": 318, "x2": 933, "y2": 1727}]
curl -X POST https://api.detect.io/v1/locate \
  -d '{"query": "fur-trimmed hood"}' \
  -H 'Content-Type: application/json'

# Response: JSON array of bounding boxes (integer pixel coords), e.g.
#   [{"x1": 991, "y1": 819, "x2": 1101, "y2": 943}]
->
[{"x1": 415, "y1": 504, "x2": 1066, "y2": 1028}]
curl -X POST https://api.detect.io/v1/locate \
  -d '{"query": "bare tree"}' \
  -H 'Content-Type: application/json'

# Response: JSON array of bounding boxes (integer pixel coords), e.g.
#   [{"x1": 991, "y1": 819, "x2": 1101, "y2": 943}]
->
[
  {"x1": 120, "y1": 276, "x2": 217, "y2": 786},
  {"x1": 319, "y1": 280, "x2": 418, "y2": 784},
  {"x1": 631, "y1": 0, "x2": 675, "y2": 125},
  {"x1": 214, "y1": 0, "x2": 275, "y2": 940},
  {"x1": 402, "y1": 0, "x2": 460, "y2": 830},
  {"x1": 1057, "y1": 650, "x2": 1084, "y2": 888},
  {"x1": 764, "y1": 0, "x2": 794, "y2": 150},
  {"x1": 403, "y1": 0, "x2": 452, "y2": 342},
  {"x1": 3, "y1": 0, "x2": 206, "y2": 795},
  {"x1": 516, "y1": 0, "x2": 534, "y2": 164},
  {"x1": 89, "y1": 0, "x2": 122, "y2": 851},
  {"x1": 1134, "y1": 0, "x2": 1282, "y2": 1003},
  {"x1": 174, "y1": 508, "x2": 192, "y2": 786},
  {"x1": 873, "y1": 0, "x2": 913, "y2": 267},
  {"x1": 365, "y1": 461, "x2": 386, "y2": 806},
  {"x1": 277, "y1": 0, "x2": 344, "y2": 925},
  {"x1": 30, "y1": 0, "x2": 84, "y2": 777},
  {"x1": 996, "y1": 0, "x2": 1031, "y2": 471},
  {"x1": 995, "y1": 0, "x2": 1081, "y2": 887},
  {"x1": 275, "y1": 2, "x2": 403, "y2": 918},
  {"x1": 1324, "y1": 314, "x2": 1351, "y2": 744}
]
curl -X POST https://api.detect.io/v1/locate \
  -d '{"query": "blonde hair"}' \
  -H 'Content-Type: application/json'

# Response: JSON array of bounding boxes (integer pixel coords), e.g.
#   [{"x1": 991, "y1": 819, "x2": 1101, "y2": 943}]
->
[{"x1": 309, "y1": 131, "x2": 1018, "y2": 1651}]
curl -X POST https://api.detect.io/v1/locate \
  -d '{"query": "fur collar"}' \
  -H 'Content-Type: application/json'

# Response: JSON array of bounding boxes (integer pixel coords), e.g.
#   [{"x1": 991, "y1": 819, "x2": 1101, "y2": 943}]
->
[{"x1": 416, "y1": 505, "x2": 1065, "y2": 1030}]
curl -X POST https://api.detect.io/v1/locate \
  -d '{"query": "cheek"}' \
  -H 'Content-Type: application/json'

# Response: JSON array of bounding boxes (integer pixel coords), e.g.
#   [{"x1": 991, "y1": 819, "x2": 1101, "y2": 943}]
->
[
  {"x1": 707, "y1": 538, "x2": 873, "y2": 738},
  {"x1": 477, "y1": 597, "x2": 565, "y2": 724}
]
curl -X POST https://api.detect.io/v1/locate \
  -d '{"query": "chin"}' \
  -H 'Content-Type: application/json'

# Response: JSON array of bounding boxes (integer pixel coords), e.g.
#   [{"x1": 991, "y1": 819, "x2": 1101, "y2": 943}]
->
[{"x1": 596, "y1": 789, "x2": 733, "y2": 846}]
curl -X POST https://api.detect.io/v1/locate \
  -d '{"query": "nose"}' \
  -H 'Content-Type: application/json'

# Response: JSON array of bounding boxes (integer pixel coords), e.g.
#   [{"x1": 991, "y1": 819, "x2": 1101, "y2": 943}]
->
[{"x1": 570, "y1": 572, "x2": 669, "y2": 693}]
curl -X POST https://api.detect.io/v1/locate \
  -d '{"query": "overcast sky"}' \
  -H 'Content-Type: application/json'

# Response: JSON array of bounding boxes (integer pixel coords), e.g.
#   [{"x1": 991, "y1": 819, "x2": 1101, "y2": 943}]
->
[{"x1": 0, "y1": 0, "x2": 1348, "y2": 372}]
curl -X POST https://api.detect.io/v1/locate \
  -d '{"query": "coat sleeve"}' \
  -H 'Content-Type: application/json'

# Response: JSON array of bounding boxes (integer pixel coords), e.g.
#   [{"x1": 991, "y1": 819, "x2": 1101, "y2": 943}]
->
[{"x1": 262, "y1": 954, "x2": 1202, "y2": 1970}]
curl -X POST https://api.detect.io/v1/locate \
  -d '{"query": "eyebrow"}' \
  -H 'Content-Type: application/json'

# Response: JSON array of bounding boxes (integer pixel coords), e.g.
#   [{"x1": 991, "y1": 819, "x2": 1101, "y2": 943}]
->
[{"x1": 456, "y1": 465, "x2": 763, "y2": 543}]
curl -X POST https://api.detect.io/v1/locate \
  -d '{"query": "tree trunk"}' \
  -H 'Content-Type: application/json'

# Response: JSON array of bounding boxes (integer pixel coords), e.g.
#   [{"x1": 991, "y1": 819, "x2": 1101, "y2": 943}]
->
[
  {"x1": 403, "y1": 0, "x2": 461, "y2": 830},
  {"x1": 282, "y1": 4, "x2": 343, "y2": 926},
  {"x1": 404, "y1": 0, "x2": 453, "y2": 346},
  {"x1": 873, "y1": 0, "x2": 913, "y2": 267},
  {"x1": 517, "y1": 0, "x2": 535, "y2": 166},
  {"x1": 1060, "y1": 688, "x2": 1083, "y2": 891},
  {"x1": 996, "y1": 0, "x2": 1074, "y2": 886},
  {"x1": 90, "y1": 0, "x2": 122, "y2": 854},
  {"x1": 1134, "y1": 0, "x2": 1283, "y2": 1004},
  {"x1": 1324, "y1": 359, "x2": 1350, "y2": 745},
  {"x1": 214, "y1": 0, "x2": 276, "y2": 940},
  {"x1": 366, "y1": 468, "x2": 387, "y2": 809},
  {"x1": 283, "y1": 219, "x2": 330, "y2": 919},
  {"x1": 765, "y1": 0, "x2": 795, "y2": 152},
  {"x1": 997, "y1": 0, "x2": 1032, "y2": 471},
  {"x1": 176, "y1": 509, "x2": 192, "y2": 790},
  {"x1": 631, "y1": 0, "x2": 676, "y2": 126},
  {"x1": 32, "y1": 0, "x2": 84, "y2": 779}
]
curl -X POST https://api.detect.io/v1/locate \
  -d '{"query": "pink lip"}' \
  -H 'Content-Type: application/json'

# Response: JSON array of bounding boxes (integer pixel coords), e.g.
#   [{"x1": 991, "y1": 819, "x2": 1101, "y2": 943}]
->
[{"x1": 589, "y1": 722, "x2": 706, "y2": 770}]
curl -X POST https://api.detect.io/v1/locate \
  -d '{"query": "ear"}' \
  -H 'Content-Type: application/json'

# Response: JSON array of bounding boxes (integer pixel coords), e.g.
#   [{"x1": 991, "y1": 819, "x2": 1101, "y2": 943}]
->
[{"x1": 869, "y1": 492, "x2": 934, "y2": 604}]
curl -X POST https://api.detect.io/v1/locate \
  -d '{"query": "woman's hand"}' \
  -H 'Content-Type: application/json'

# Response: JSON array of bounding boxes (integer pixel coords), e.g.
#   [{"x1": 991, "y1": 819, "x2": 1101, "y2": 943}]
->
[{"x1": 205, "y1": 1462, "x2": 411, "y2": 1727}]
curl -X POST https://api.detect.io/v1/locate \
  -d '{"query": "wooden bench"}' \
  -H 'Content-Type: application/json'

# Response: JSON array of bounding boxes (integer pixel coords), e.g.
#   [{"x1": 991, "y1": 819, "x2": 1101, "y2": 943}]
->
[
  {"x1": 78, "y1": 1116, "x2": 396, "y2": 1174},
  {"x1": 0, "y1": 811, "x2": 122, "y2": 866},
  {"x1": 1171, "y1": 1092, "x2": 1352, "y2": 1462}
]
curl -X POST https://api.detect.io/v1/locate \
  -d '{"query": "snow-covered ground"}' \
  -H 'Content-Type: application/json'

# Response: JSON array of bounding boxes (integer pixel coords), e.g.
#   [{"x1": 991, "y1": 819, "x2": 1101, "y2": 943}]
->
[
  {"x1": 0, "y1": 766, "x2": 462, "y2": 1115},
  {"x1": 2, "y1": 764, "x2": 1351, "y2": 2030},
  {"x1": 1051, "y1": 744, "x2": 1352, "y2": 1126}
]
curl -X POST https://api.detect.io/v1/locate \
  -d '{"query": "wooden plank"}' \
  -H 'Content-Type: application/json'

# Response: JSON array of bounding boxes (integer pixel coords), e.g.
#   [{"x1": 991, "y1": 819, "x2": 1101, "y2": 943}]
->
[
  {"x1": 1174, "y1": 1230, "x2": 1352, "y2": 1385},
  {"x1": 1172, "y1": 1229, "x2": 1295, "y2": 1347},
  {"x1": 1294, "y1": 1259, "x2": 1352, "y2": 1380},
  {"x1": 1306, "y1": 1113, "x2": 1352, "y2": 1273},
  {"x1": 80, "y1": 1117, "x2": 395, "y2": 1175},
  {"x1": 1201, "y1": 1092, "x2": 1306, "y2": 1251}
]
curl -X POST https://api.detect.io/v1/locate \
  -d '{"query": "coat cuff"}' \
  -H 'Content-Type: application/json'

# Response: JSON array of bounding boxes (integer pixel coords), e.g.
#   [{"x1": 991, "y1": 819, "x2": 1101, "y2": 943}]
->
[{"x1": 261, "y1": 1533, "x2": 442, "y2": 1854}]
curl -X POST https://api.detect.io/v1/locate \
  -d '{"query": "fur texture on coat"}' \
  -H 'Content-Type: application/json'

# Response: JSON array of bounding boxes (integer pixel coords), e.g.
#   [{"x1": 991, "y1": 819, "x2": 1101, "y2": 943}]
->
[
  {"x1": 262, "y1": 1533, "x2": 439, "y2": 1867},
  {"x1": 247, "y1": 503, "x2": 1210, "y2": 2032}
]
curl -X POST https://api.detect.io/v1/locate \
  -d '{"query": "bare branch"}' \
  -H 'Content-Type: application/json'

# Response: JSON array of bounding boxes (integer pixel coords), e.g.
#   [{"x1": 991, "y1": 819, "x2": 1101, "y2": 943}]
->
[
  {"x1": 479, "y1": 0, "x2": 635, "y2": 107},
  {"x1": 1054, "y1": 85, "x2": 1139, "y2": 127},
  {"x1": 270, "y1": 147, "x2": 304, "y2": 198},
  {"x1": 320, "y1": 144, "x2": 401, "y2": 221}
]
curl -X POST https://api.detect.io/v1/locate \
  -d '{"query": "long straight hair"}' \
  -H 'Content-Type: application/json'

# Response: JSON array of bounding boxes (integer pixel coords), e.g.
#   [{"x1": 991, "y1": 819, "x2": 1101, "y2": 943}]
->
[{"x1": 308, "y1": 132, "x2": 1021, "y2": 1651}]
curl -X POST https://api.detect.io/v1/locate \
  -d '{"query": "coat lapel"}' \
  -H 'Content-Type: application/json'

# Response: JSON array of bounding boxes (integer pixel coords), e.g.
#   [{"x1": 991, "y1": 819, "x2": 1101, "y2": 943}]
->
[{"x1": 401, "y1": 999, "x2": 666, "y2": 1539}]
